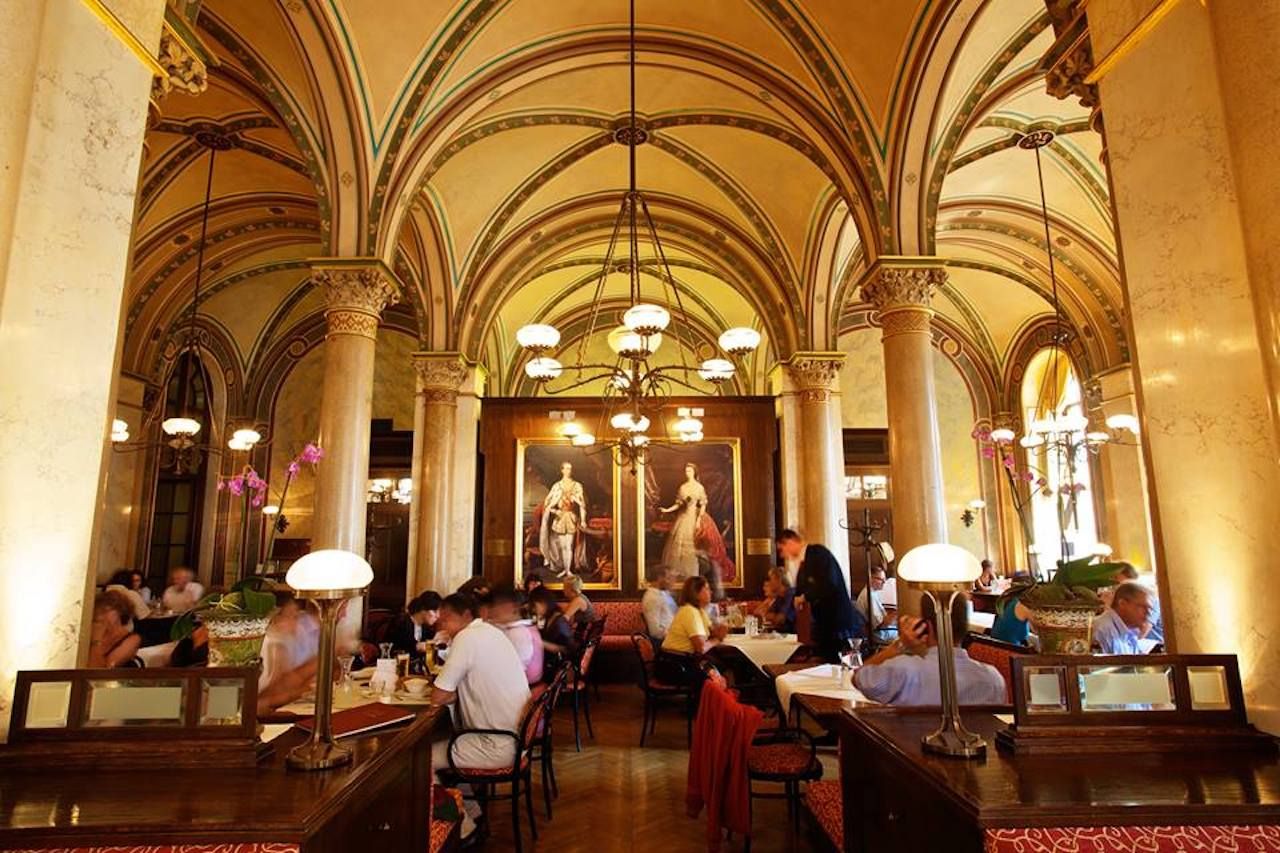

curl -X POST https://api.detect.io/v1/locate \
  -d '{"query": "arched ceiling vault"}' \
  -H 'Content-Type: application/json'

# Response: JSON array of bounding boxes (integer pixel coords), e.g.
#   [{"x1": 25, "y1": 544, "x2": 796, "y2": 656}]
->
[{"x1": 127, "y1": 0, "x2": 1130, "y2": 405}]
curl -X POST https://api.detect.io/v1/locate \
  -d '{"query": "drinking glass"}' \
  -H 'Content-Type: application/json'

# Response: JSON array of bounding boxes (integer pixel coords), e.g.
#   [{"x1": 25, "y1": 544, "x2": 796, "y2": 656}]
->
[{"x1": 395, "y1": 652, "x2": 410, "y2": 680}]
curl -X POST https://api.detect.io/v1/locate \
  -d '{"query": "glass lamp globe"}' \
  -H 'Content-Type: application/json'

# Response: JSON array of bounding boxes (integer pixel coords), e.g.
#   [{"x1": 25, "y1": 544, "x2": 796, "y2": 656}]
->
[
  {"x1": 679, "y1": 430, "x2": 704, "y2": 443},
  {"x1": 608, "y1": 326, "x2": 661, "y2": 359},
  {"x1": 623, "y1": 303, "x2": 671, "y2": 336},
  {"x1": 1105, "y1": 413, "x2": 1140, "y2": 434},
  {"x1": 627, "y1": 434, "x2": 650, "y2": 447},
  {"x1": 286, "y1": 549, "x2": 373, "y2": 595},
  {"x1": 227, "y1": 436, "x2": 250, "y2": 452},
  {"x1": 1019, "y1": 433, "x2": 1045, "y2": 449},
  {"x1": 718, "y1": 327, "x2": 761, "y2": 356},
  {"x1": 1058, "y1": 412, "x2": 1089, "y2": 434},
  {"x1": 674, "y1": 416, "x2": 703, "y2": 435},
  {"x1": 515, "y1": 323, "x2": 560, "y2": 352},
  {"x1": 232, "y1": 428, "x2": 262, "y2": 447},
  {"x1": 1085, "y1": 430, "x2": 1110, "y2": 444},
  {"x1": 989, "y1": 427, "x2": 1015, "y2": 443},
  {"x1": 525, "y1": 356, "x2": 563, "y2": 381},
  {"x1": 698, "y1": 358, "x2": 734, "y2": 383},
  {"x1": 610, "y1": 412, "x2": 650, "y2": 433},
  {"x1": 262, "y1": 504, "x2": 280, "y2": 516},
  {"x1": 897, "y1": 543, "x2": 982, "y2": 585},
  {"x1": 559, "y1": 421, "x2": 583, "y2": 438},
  {"x1": 571, "y1": 432, "x2": 596, "y2": 447},
  {"x1": 162, "y1": 416, "x2": 201, "y2": 437},
  {"x1": 1030, "y1": 416, "x2": 1056, "y2": 435}
]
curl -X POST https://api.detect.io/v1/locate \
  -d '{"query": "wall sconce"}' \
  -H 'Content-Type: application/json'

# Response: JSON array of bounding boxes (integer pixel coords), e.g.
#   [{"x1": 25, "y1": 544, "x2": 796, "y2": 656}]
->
[{"x1": 961, "y1": 498, "x2": 986, "y2": 528}]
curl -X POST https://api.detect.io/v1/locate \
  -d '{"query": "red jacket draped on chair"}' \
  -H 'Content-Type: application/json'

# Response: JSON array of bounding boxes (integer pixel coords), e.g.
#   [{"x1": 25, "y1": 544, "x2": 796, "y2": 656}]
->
[{"x1": 686, "y1": 678, "x2": 762, "y2": 850}]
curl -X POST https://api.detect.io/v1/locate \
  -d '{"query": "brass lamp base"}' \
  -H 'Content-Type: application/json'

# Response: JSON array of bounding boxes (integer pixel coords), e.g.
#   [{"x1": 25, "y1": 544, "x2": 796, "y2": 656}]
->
[
  {"x1": 286, "y1": 738, "x2": 353, "y2": 771},
  {"x1": 922, "y1": 728, "x2": 987, "y2": 758}
]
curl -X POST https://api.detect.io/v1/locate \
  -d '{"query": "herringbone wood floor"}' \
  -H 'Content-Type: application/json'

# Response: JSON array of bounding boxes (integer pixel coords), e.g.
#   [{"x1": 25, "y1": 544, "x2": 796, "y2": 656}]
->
[{"x1": 474, "y1": 682, "x2": 834, "y2": 853}]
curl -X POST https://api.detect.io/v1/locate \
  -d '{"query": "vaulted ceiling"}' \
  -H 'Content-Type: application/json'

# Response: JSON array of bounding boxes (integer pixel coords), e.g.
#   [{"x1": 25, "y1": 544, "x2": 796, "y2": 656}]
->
[{"x1": 123, "y1": 0, "x2": 1126, "y2": 399}]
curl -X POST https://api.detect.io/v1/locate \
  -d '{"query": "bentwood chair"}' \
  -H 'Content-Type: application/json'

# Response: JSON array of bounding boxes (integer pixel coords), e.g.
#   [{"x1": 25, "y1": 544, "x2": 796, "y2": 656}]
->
[
  {"x1": 442, "y1": 686, "x2": 551, "y2": 853},
  {"x1": 568, "y1": 636, "x2": 600, "y2": 751},
  {"x1": 630, "y1": 633, "x2": 692, "y2": 746},
  {"x1": 530, "y1": 661, "x2": 573, "y2": 819}
]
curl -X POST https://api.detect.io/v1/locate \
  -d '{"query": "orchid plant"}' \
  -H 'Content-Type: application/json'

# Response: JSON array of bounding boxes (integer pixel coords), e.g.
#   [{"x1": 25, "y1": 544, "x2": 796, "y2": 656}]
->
[
  {"x1": 261, "y1": 442, "x2": 324, "y2": 567},
  {"x1": 972, "y1": 423, "x2": 1091, "y2": 578}
]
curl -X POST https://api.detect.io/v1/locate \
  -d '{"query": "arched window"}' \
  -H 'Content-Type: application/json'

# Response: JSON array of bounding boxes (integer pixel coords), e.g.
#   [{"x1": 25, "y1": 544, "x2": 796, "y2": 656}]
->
[
  {"x1": 1020, "y1": 348, "x2": 1100, "y2": 569},
  {"x1": 147, "y1": 352, "x2": 211, "y2": 585}
]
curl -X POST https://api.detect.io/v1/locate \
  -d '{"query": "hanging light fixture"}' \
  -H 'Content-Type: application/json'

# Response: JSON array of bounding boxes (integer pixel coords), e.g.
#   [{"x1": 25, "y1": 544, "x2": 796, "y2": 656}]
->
[
  {"x1": 514, "y1": 0, "x2": 760, "y2": 470},
  {"x1": 113, "y1": 132, "x2": 268, "y2": 471}
]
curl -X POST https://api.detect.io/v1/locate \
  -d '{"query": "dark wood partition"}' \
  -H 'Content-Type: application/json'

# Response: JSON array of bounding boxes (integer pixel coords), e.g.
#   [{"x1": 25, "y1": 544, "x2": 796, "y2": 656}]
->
[{"x1": 478, "y1": 396, "x2": 778, "y2": 599}]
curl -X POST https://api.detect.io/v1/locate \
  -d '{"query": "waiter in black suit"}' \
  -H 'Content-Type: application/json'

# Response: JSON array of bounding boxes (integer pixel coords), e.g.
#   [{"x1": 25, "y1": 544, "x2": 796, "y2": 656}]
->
[{"x1": 778, "y1": 529, "x2": 864, "y2": 662}]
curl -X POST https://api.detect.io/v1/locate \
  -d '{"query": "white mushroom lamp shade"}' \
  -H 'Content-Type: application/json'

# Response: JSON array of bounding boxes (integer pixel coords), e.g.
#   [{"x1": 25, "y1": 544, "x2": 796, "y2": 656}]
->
[
  {"x1": 988, "y1": 427, "x2": 1015, "y2": 443},
  {"x1": 623, "y1": 303, "x2": 670, "y2": 336},
  {"x1": 516, "y1": 323, "x2": 561, "y2": 352},
  {"x1": 525, "y1": 356, "x2": 563, "y2": 381},
  {"x1": 609, "y1": 412, "x2": 650, "y2": 433},
  {"x1": 1105, "y1": 413, "x2": 1140, "y2": 434},
  {"x1": 286, "y1": 549, "x2": 374, "y2": 596},
  {"x1": 161, "y1": 416, "x2": 201, "y2": 437},
  {"x1": 608, "y1": 326, "x2": 661, "y2": 359},
  {"x1": 896, "y1": 543, "x2": 982, "y2": 587},
  {"x1": 718, "y1": 327, "x2": 761, "y2": 356},
  {"x1": 698, "y1": 358, "x2": 734, "y2": 383},
  {"x1": 571, "y1": 432, "x2": 596, "y2": 447}
]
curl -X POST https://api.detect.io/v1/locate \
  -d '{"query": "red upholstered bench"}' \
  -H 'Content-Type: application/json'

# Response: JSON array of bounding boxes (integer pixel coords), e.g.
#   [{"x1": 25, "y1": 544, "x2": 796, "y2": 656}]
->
[
  {"x1": 805, "y1": 779, "x2": 842, "y2": 850},
  {"x1": 985, "y1": 826, "x2": 1280, "y2": 851},
  {"x1": 594, "y1": 600, "x2": 646, "y2": 653}
]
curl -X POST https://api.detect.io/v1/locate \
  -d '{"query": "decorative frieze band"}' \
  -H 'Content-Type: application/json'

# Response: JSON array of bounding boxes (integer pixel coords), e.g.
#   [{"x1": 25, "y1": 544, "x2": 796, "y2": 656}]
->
[
  {"x1": 414, "y1": 353, "x2": 470, "y2": 405},
  {"x1": 784, "y1": 353, "x2": 845, "y2": 404}
]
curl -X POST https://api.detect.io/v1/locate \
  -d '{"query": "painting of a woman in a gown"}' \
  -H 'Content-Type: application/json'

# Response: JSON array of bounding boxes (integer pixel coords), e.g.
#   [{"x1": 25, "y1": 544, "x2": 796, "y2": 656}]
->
[{"x1": 645, "y1": 444, "x2": 740, "y2": 586}]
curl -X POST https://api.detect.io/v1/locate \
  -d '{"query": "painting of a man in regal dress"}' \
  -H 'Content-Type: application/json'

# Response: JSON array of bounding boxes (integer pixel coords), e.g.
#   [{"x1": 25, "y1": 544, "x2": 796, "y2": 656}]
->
[{"x1": 539, "y1": 460, "x2": 586, "y2": 578}]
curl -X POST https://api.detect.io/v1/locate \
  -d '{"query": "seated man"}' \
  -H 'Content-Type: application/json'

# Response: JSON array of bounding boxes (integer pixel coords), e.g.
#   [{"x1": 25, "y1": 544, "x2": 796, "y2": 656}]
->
[
  {"x1": 388, "y1": 591, "x2": 441, "y2": 659},
  {"x1": 161, "y1": 566, "x2": 204, "y2": 612},
  {"x1": 487, "y1": 584, "x2": 543, "y2": 685},
  {"x1": 752, "y1": 566, "x2": 797, "y2": 633},
  {"x1": 854, "y1": 594, "x2": 1006, "y2": 706},
  {"x1": 430, "y1": 593, "x2": 531, "y2": 839},
  {"x1": 1093, "y1": 581, "x2": 1153, "y2": 654},
  {"x1": 854, "y1": 565, "x2": 897, "y2": 641},
  {"x1": 641, "y1": 565, "x2": 677, "y2": 641}
]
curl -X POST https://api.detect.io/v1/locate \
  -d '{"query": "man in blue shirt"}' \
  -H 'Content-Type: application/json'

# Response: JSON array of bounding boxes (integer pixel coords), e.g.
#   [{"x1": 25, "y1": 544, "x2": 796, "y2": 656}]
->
[
  {"x1": 853, "y1": 593, "x2": 1006, "y2": 706},
  {"x1": 1092, "y1": 582, "x2": 1153, "y2": 655}
]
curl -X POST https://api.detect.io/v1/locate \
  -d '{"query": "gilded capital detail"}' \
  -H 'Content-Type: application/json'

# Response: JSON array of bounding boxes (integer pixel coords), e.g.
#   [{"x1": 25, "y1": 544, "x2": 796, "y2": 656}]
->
[
  {"x1": 313, "y1": 266, "x2": 400, "y2": 339},
  {"x1": 151, "y1": 30, "x2": 209, "y2": 101},
  {"x1": 785, "y1": 353, "x2": 845, "y2": 404},
  {"x1": 861, "y1": 265, "x2": 946, "y2": 340},
  {"x1": 414, "y1": 354, "x2": 469, "y2": 405}
]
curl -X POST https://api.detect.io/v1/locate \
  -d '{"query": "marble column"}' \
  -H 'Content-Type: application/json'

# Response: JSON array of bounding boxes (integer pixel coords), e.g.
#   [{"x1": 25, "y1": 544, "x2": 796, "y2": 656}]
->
[
  {"x1": 860, "y1": 261, "x2": 949, "y2": 557},
  {"x1": 775, "y1": 353, "x2": 851, "y2": 585},
  {"x1": 408, "y1": 352, "x2": 468, "y2": 597},
  {"x1": 0, "y1": 0, "x2": 166, "y2": 738},
  {"x1": 1086, "y1": 0, "x2": 1280, "y2": 729},
  {"x1": 310, "y1": 260, "x2": 399, "y2": 558},
  {"x1": 1085, "y1": 367, "x2": 1155, "y2": 571}
]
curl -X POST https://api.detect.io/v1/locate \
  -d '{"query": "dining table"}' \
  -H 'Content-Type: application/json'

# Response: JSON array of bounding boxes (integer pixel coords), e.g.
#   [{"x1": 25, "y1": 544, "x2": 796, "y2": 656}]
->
[{"x1": 721, "y1": 631, "x2": 803, "y2": 673}]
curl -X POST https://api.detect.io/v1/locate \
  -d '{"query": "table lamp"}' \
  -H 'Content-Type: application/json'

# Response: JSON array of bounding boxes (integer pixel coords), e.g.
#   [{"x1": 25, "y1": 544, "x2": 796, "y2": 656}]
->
[
  {"x1": 897, "y1": 543, "x2": 985, "y2": 758},
  {"x1": 283, "y1": 548, "x2": 373, "y2": 771}
]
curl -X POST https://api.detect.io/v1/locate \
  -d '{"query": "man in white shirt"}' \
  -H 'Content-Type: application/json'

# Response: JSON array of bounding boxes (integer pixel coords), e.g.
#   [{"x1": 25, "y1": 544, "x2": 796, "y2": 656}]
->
[
  {"x1": 854, "y1": 566, "x2": 897, "y2": 640},
  {"x1": 1092, "y1": 582, "x2": 1151, "y2": 655},
  {"x1": 161, "y1": 566, "x2": 204, "y2": 612},
  {"x1": 854, "y1": 593, "x2": 1006, "y2": 706},
  {"x1": 431, "y1": 593, "x2": 532, "y2": 836},
  {"x1": 641, "y1": 565, "x2": 677, "y2": 640}
]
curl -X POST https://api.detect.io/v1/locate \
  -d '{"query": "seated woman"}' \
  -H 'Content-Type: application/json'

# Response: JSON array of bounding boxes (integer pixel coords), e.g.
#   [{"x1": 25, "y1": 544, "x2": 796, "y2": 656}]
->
[
  {"x1": 104, "y1": 569, "x2": 150, "y2": 621},
  {"x1": 663, "y1": 576, "x2": 728, "y2": 657},
  {"x1": 388, "y1": 591, "x2": 441, "y2": 659},
  {"x1": 530, "y1": 586, "x2": 577, "y2": 679},
  {"x1": 561, "y1": 574, "x2": 595, "y2": 626},
  {"x1": 87, "y1": 591, "x2": 142, "y2": 668}
]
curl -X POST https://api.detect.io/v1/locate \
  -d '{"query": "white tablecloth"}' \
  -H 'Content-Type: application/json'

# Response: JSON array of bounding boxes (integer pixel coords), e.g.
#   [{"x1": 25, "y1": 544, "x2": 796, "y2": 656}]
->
[
  {"x1": 722, "y1": 633, "x2": 802, "y2": 671},
  {"x1": 969, "y1": 611, "x2": 995, "y2": 633},
  {"x1": 775, "y1": 664, "x2": 874, "y2": 716}
]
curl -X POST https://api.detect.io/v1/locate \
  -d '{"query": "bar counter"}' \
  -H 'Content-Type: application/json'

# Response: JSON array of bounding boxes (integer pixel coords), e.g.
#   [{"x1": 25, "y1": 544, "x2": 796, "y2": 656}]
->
[{"x1": 0, "y1": 705, "x2": 448, "y2": 853}]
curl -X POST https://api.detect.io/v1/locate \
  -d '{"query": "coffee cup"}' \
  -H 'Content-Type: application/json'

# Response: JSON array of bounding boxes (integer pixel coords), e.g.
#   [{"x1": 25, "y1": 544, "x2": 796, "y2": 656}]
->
[{"x1": 403, "y1": 677, "x2": 430, "y2": 697}]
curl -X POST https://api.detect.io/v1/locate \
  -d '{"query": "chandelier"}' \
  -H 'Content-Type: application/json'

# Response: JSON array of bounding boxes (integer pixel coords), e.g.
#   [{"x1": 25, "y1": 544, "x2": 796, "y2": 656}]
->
[
  {"x1": 514, "y1": 0, "x2": 760, "y2": 469},
  {"x1": 973, "y1": 130, "x2": 1137, "y2": 568},
  {"x1": 112, "y1": 131, "x2": 266, "y2": 472}
]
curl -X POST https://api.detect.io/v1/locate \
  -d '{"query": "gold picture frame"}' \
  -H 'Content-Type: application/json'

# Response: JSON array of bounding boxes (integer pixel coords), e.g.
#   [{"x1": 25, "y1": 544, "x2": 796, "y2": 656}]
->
[
  {"x1": 638, "y1": 438, "x2": 745, "y2": 590},
  {"x1": 515, "y1": 439, "x2": 623, "y2": 591}
]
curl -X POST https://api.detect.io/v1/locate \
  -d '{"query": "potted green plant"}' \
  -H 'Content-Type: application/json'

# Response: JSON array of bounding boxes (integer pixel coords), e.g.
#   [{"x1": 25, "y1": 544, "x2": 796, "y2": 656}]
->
[
  {"x1": 171, "y1": 577, "x2": 277, "y2": 667},
  {"x1": 998, "y1": 556, "x2": 1123, "y2": 654}
]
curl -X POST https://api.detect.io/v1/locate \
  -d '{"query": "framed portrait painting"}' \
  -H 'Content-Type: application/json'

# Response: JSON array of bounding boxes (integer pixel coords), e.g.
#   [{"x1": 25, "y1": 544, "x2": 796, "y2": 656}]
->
[
  {"x1": 639, "y1": 440, "x2": 743, "y2": 590},
  {"x1": 515, "y1": 439, "x2": 621, "y2": 590}
]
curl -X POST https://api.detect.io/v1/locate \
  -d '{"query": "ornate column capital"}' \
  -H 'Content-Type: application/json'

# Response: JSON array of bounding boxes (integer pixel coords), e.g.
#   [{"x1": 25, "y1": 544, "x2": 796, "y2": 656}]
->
[
  {"x1": 860, "y1": 261, "x2": 946, "y2": 340},
  {"x1": 782, "y1": 352, "x2": 845, "y2": 404},
  {"x1": 151, "y1": 28, "x2": 208, "y2": 101},
  {"x1": 310, "y1": 259, "x2": 401, "y2": 339},
  {"x1": 1038, "y1": 1, "x2": 1105, "y2": 145},
  {"x1": 413, "y1": 352, "x2": 471, "y2": 405}
]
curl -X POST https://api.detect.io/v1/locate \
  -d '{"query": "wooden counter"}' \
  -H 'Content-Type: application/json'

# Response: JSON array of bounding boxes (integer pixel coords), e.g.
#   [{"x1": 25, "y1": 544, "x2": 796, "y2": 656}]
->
[
  {"x1": 837, "y1": 706, "x2": 1280, "y2": 852},
  {"x1": 0, "y1": 706, "x2": 448, "y2": 852}
]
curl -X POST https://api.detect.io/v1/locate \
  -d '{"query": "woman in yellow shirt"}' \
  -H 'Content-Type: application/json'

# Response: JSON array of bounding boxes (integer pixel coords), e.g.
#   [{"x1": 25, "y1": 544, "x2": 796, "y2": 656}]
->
[{"x1": 662, "y1": 575, "x2": 727, "y2": 655}]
